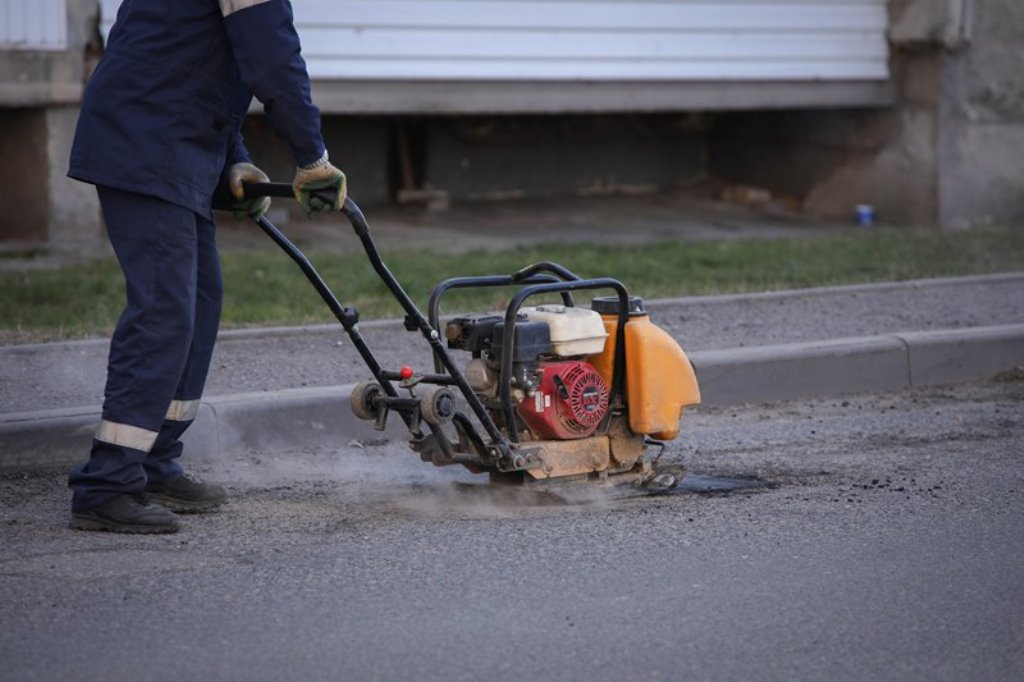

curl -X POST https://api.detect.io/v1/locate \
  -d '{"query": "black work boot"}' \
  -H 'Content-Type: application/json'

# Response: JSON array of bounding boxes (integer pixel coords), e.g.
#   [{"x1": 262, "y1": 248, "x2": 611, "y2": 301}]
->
[
  {"x1": 70, "y1": 493, "x2": 180, "y2": 534},
  {"x1": 145, "y1": 473, "x2": 227, "y2": 513}
]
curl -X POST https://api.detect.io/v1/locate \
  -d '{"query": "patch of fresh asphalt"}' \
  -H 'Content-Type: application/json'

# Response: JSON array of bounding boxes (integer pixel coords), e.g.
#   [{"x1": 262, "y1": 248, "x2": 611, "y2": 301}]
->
[
  {"x1": 2, "y1": 274, "x2": 1022, "y2": 413},
  {"x1": 1, "y1": 380, "x2": 1022, "y2": 681}
]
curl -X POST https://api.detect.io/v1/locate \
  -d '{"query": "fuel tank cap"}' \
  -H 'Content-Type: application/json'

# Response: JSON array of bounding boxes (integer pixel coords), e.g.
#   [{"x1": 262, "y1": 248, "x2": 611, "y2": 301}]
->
[{"x1": 590, "y1": 295, "x2": 647, "y2": 316}]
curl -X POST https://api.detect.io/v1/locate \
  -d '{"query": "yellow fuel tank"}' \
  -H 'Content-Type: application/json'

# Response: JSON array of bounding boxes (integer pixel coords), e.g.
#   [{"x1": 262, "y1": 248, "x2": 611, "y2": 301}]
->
[{"x1": 588, "y1": 297, "x2": 700, "y2": 441}]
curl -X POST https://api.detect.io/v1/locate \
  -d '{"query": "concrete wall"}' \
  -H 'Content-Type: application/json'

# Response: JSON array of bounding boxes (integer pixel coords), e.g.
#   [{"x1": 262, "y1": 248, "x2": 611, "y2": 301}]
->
[
  {"x1": 936, "y1": 0, "x2": 1024, "y2": 228},
  {"x1": 0, "y1": 0, "x2": 102, "y2": 246},
  {"x1": 0, "y1": 105, "x2": 101, "y2": 245},
  {"x1": 708, "y1": 0, "x2": 1024, "y2": 228},
  {"x1": 707, "y1": 53, "x2": 938, "y2": 226},
  {"x1": 0, "y1": 0, "x2": 93, "y2": 106}
]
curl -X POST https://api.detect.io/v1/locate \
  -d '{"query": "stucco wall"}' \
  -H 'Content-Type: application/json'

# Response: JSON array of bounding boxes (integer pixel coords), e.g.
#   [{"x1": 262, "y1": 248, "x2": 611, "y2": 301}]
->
[
  {"x1": 708, "y1": 0, "x2": 1024, "y2": 228},
  {"x1": 0, "y1": 0, "x2": 99, "y2": 106},
  {"x1": 707, "y1": 51, "x2": 938, "y2": 225},
  {"x1": 936, "y1": 0, "x2": 1024, "y2": 227},
  {"x1": 0, "y1": 1, "x2": 102, "y2": 246}
]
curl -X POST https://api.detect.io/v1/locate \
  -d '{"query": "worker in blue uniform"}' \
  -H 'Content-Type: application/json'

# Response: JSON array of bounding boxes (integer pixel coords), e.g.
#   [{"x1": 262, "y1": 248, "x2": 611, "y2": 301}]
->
[{"x1": 66, "y1": 0, "x2": 345, "y2": 533}]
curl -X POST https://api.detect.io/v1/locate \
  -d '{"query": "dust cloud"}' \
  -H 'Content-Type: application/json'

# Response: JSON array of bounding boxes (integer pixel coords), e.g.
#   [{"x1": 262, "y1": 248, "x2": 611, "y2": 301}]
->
[{"x1": 191, "y1": 436, "x2": 642, "y2": 520}]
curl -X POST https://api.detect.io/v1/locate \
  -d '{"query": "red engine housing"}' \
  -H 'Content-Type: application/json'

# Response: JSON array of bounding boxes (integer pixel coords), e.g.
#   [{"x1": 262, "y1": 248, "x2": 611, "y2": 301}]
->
[{"x1": 516, "y1": 361, "x2": 610, "y2": 440}]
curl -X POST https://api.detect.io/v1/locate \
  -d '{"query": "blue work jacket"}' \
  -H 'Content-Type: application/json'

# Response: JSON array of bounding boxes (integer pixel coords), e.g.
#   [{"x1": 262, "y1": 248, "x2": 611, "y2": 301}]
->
[{"x1": 69, "y1": 0, "x2": 325, "y2": 218}]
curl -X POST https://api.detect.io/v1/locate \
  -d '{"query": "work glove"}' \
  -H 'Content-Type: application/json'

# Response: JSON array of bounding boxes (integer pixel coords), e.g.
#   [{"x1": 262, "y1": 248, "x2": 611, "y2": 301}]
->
[
  {"x1": 293, "y1": 151, "x2": 347, "y2": 217},
  {"x1": 228, "y1": 162, "x2": 271, "y2": 219}
]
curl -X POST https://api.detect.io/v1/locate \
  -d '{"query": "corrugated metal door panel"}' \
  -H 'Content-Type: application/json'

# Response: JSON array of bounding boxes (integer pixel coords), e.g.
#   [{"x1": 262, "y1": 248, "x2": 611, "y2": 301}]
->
[
  {"x1": 99, "y1": 0, "x2": 118, "y2": 38},
  {"x1": 328, "y1": 0, "x2": 887, "y2": 30},
  {"x1": 297, "y1": 0, "x2": 890, "y2": 82},
  {"x1": 98, "y1": 0, "x2": 889, "y2": 82},
  {"x1": 1, "y1": 0, "x2": 67, "y2": 50},
  {"x1": 305, "y1": 58, "x2": 888, "y2": 81},
  {"x1": 298, "y1": 61, "x2": 889, "y2": 83},
  {"x1": 98, "y1": 0, "x2": 888, "y2": 34},
  {"x1": 301, "y1": 29, "x2": 884, "y2": 60}
]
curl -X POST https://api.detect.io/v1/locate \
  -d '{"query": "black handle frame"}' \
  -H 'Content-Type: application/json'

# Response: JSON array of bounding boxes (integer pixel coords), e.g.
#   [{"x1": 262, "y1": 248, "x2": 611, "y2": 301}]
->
[
  {"x1": 242, "y1": 182, "x2": 631, "y2": 469},
  {"x1": 243, "y1": 181, "x2": 339, "y2": 207}
]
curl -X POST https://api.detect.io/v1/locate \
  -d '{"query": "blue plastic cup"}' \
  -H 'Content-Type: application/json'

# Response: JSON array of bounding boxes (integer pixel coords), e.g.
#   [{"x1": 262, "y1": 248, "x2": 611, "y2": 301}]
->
[{"x1": 855, "y1": 204, "x2": 875, "y2": 227}]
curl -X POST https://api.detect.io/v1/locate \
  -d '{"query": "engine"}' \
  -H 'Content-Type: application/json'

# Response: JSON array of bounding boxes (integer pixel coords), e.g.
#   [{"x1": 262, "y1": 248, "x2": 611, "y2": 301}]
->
[
  {"x1": 516, "y1": 360, "x2": 609, "y2": 439},
  {"x1": 445, "y1": 305, "x2": 610, "y2": 440}
]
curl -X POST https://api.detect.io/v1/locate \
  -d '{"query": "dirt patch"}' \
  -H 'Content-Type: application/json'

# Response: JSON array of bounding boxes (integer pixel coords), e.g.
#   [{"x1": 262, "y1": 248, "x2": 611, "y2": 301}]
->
[{"x1": 991, "y1": 365, "x2": 1024, "y2": 382}]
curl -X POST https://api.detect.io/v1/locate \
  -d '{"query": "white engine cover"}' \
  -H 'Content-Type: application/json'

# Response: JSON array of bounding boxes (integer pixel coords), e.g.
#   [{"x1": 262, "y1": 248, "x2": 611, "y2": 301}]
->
[{"x1": 521, "y1": 304, "x2": 608, "y2": 357}]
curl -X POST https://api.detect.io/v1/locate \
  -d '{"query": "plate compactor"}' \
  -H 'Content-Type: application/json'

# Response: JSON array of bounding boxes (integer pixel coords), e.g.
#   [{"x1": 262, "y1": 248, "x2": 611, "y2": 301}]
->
[{"x1": 244, "y1": 184, "x2": 701, "y2": 489}]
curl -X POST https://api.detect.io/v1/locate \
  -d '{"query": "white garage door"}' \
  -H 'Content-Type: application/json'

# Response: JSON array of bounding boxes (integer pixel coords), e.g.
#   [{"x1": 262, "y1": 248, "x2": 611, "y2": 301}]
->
[
  {"x1": 1, "y1": 0, "x2": 67, "y2": 51},
  {"x1": 98, "y1": 0, "x2": 891, "y2": 112},
  {"x1": 297, "y1": 0, "x2": 888, "y2": 81}
]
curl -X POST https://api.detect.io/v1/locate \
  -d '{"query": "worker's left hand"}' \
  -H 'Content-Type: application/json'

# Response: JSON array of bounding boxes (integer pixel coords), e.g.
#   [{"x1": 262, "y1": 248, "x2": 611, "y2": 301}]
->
[
  {"x1": 293, "y1": 152, "x2": 347, "y2": 217},
  {"x1": 228, "y1": 162, "x2": 271, "y2": 219}
]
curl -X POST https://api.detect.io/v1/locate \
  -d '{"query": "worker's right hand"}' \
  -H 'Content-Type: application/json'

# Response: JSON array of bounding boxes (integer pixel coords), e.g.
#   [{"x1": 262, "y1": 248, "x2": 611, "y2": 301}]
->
[
  {"x1": 293, "y1": 152, "x2": 347, "y2": 217},
  {"x1": 228, "y1": 162, "x2": 271, "y2": 219}
]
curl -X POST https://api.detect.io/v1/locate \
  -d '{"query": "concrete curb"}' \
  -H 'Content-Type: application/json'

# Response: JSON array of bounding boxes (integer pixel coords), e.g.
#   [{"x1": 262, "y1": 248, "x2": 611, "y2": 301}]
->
[
  {"x1": 899, "y1": 325, "x2": 1024, "y2": 386},
  {"x1": 693, "y1": 335, "x2": 911, "y2": 405},
  {"x1": 2, "y1": 323, "x2": 1021, "y2": 473},
  {"x1": 0, "y1": 387, "x2": 397, "y2": 473},
  {"x1": 693, "y1": 324, "x2": 1024, "y2": 404}
]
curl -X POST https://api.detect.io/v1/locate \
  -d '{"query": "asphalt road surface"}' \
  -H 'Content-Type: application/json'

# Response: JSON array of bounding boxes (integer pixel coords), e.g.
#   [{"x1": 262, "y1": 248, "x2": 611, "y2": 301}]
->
[{"x1": 2, "y1": 380, "x2": 1022, "y2": 681}]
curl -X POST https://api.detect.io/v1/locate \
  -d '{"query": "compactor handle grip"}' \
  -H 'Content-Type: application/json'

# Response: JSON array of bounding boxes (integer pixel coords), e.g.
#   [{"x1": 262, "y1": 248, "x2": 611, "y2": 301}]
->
[{"x1": 241, "y1": 181, "x2": 337, "y2": 206}]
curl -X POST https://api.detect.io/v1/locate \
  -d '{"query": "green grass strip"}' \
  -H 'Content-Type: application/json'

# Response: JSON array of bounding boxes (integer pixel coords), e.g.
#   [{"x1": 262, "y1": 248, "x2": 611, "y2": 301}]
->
[{"x1": 2, "y1": 227, "x2": 1022, "y2": 343}]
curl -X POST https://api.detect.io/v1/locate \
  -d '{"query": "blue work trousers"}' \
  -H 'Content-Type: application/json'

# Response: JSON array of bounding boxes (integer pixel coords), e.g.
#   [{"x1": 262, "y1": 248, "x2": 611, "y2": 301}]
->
[{"x1": 69, "y1": 186, "x2": 222, "y2": 511}]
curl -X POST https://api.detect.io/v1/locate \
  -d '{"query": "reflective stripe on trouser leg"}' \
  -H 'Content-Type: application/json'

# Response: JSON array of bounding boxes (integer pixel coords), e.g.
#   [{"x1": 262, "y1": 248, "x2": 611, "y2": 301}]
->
[
  {"x1": 165, "y1": 399, "x2": 201, "y2": 422},
  {"x1": 95, "y1": 419, "x2": 159, "y2": 452},
  {"x1": 146, "y1": 397, "x2": 203, "y2": 485}
]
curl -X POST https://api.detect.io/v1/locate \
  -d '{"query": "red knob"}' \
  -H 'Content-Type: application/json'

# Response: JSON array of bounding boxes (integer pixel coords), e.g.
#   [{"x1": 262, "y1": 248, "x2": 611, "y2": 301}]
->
[{"x1": 399, "y1": 366, "x2": 414, "y2": 380}]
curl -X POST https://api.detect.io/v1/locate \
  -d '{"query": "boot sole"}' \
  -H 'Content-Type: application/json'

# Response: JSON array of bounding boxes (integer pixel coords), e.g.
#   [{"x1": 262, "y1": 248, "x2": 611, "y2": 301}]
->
[
  {"x1": 70, "y1": 514, "x2": 179, "y2": 534},
  {"x1": 144, "y1": 493, "x2": 226, "y2": 514}
]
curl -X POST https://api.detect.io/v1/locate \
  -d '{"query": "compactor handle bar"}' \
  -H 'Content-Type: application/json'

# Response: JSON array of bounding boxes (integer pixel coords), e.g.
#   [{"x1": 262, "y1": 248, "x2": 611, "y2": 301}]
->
[
  {"x1": 240, "y1": 180, "x2": 515, "y2": 457},
  {"x1": 242, "y1": 181, "x2": 339, "y2": 209}
]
